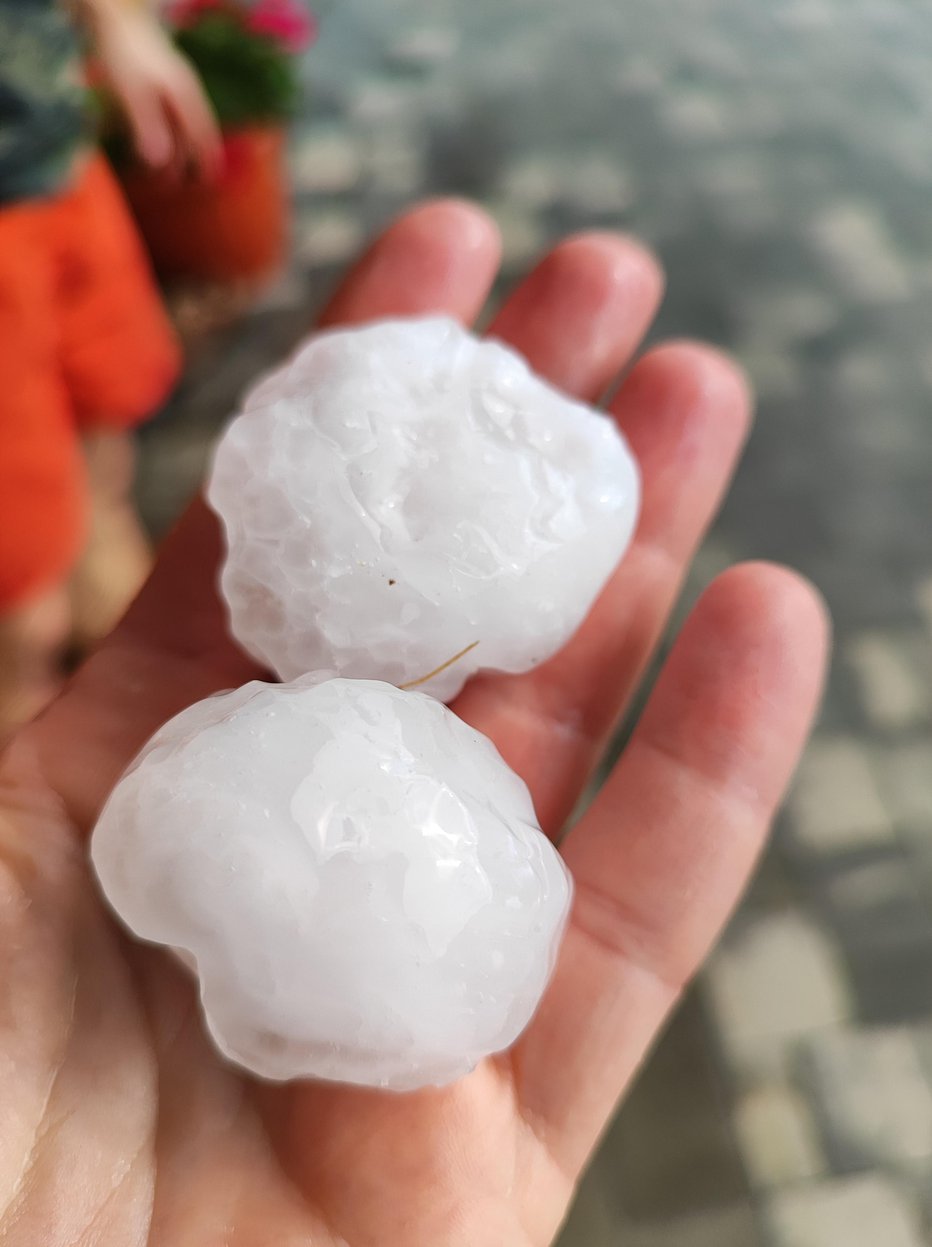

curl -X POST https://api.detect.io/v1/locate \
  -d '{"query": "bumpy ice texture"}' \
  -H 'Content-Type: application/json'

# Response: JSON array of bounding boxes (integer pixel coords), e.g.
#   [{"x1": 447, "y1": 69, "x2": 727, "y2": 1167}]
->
[
  {"x1": 207, "y1": 316, "x2": 640, "y2": 699},
  {"x1": 90, "y1": 677, "x2": 572, "y2": 1089}
]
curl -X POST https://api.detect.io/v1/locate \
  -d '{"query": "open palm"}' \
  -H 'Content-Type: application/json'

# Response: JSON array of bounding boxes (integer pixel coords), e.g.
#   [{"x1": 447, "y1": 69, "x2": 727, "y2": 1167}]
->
[{"x1": 0, "y1": 202, "x2": 827, "y2": 1246}]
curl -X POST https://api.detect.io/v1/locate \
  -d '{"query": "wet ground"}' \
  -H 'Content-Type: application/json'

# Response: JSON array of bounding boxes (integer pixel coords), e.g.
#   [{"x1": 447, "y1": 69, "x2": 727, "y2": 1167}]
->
[{"x1": 138, "y1": 1, "x2": 932, "y2": 1241}]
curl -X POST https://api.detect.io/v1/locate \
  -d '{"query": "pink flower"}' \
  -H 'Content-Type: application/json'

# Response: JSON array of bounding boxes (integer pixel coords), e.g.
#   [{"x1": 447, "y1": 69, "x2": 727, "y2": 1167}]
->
[{"x1": 247, "y1": 0, "x2": 317, "y2": 52}]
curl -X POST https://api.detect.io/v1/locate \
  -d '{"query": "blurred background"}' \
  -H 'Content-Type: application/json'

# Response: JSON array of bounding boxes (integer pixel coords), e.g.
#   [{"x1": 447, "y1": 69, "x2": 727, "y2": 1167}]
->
[{"x1": 4, "y1": 0, "x2": 932, "y2": 1241}]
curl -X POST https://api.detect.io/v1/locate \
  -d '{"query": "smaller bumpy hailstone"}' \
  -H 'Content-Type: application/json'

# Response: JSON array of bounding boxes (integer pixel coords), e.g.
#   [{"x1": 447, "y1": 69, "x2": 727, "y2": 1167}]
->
[
  {"x1": 91, "y1": 677, "x2": 572, "y2": 1089},
  {"x1": 208, "y1": 317, "x2": 639, "y2": 700}
]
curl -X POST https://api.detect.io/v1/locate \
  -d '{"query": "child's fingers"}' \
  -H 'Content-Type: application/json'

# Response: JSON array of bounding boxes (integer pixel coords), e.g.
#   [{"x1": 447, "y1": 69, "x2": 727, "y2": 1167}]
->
[
  {"x1": 164, "y1": 66, "x2": 222, "y2": 177},
  {"x1": 121, "y1": 81, "x2": 174, "y2": 168}
]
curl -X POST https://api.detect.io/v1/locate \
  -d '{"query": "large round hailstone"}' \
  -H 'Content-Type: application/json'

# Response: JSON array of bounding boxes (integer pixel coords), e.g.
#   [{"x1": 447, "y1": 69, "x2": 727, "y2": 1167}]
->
[
  {"x1": 90, "y1": 676, "x2": 572, "y2": 1090},
  {"x1": 207, "y1": 316, "x2": 639, "y2": 700}
]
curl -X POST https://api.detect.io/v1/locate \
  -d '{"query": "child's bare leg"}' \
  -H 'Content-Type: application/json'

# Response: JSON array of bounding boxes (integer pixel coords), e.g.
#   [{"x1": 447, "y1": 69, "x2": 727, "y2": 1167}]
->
[
  {"x1": 70, "y1": 430, "x2": 152, "y2": 649},
  {"x1": 0, "y1": 584, "x2": 70, "y2": 742}
]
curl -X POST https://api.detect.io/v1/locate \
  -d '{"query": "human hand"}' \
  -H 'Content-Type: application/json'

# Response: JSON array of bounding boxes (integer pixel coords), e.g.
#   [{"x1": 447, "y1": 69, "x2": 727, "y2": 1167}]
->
[
  {"x1": 87, "y1": 0, "x2": 221, "y2": 173},
  {"x1": 0, "y1": 202, "x2": 828, "y2": 1246}
]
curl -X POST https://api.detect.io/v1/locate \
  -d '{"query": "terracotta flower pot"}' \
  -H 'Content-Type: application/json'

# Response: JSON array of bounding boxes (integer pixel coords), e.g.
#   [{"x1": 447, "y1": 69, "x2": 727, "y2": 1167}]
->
[{"x1": 121, "y1": 125, "x2": 287, "y2": 282}]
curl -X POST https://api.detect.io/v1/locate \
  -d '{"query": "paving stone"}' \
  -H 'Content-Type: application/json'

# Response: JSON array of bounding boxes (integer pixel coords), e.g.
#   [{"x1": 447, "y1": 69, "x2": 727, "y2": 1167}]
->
[
  {"x1": 835, "y1": 347, "x2": 908, "y2": 403},
  {"x1": 496, "y1": 155, "x2": 566, "y2": 208},
  {"x1": 797, "y1": 1026, "x2": 932, "y2": 1169},
  {"x1": 737, "y1": 287, "x2": 839, "y2": 346},
  {"x1": 612, "y1": 61, "x2": 666, "y2": 96},
  {"x1": 842, "y1": 396, "x2": 929, "y2": 460},
  {"x1": 764, "y1": 1174, "x2": 926, "y2": 1247},
  {"x1": 290, "y1": 127, "x2": 363, "y2": 194},
  {"x1": 847, "y1": 631, "x2": 931, "y2": 731},
  {"x1": 294, "y1": 211, "x2": 366, "y2": 266},
  {"x1": 730, "y1": 94, "x2": 793, "y2": 141},
  {"x1": 556, "y1": 154, "x2": 635, "y2": 216},
  {"x1": 876, "y1": 738, "x2": 932, "y2": 832},
  {"x1": 591, "y1": 991, "x2": 751, "y2": 1221},
  {"x1": 561, "y1": 1204, "x2": 763, "y2": 1247},
  {"x1": 806, "y1": 844, "x2": 932, "y2": 1028},
  {"x1": 816, "y1": 849, "x2": 932, "y2": 950},
  {"x1": 733, "y1": 1082, "x2": 824, "y2": 1188},
  {"x1": 704, "y1": 911, "x2": 852, "y2": 1077},
  {"x1": 735, "y1": 343, "x2": 804, "y2": 401},
  {"x1": 918, "y1": 578, "x2": 932, "y2": 636},
  {"x1": 775, "y1": 0, "x2": 842, "y2": 32},
  {"x1": 365, "y1": 139, "x2": 426, "y2": 196},
  {"x1": 846, "y1": 939, "x2": 932, "y2": 1026},
  {"x1": 911, "y1": 1021, "x2": 932, "y2": 1087},
  {"x1": 786, "y1": 735, "x2": 894, "y2": 853},
  {"x1": 808, "y1": 202, "x2": 912, "y2": 304},
  {"x1": 481, "y1": 199, "x2": 546, "y2": 268},
  {"x1": 661, "y1": 92, "x2": 732, "y2": 141},
  {"x1": 385, "y1": 26, "x2": 459, "y2": 70},
  {"x1": 347, "y1": 79, "x2": 418, "y2": 126},
  {"x1": 912, "y1": 1164, "x2": 932, "y2": 1243}
]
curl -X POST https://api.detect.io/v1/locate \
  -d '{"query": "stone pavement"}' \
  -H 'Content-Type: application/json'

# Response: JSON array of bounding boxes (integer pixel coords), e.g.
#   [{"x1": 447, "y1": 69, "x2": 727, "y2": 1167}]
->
[{"x1": 137, "y1": 0, "x2": 932, "y2": 1241}]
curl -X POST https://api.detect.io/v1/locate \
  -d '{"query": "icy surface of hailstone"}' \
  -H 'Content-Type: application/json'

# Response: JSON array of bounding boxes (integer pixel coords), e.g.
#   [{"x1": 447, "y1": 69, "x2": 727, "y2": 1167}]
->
[
  {"x1": 90, "y1": 676, "x2": 572, "y2": 1089},
  {"x1": 207, "y1": 316, "x2": 640, "y2": 699}
]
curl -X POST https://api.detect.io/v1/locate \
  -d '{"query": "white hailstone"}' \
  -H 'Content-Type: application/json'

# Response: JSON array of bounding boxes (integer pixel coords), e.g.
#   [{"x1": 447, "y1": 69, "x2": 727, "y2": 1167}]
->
[
  {"x1": 207, "y1": 316, "x2": 639, "y2": 700},
  {"x1": 90, "y1": 676, "x2": 572, "y2": 1090}
]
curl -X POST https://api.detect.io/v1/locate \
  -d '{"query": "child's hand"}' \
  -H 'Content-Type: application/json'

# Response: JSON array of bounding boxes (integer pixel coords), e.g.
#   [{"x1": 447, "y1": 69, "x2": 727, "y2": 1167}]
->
[{"x1": 89, "y1": 0, "x2": 221, "y2": 174}]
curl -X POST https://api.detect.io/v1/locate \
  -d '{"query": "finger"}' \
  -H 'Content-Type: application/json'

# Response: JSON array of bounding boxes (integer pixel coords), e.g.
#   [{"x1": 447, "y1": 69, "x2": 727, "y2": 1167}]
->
[
  {"x1": 511, "y1": 563, "x2": 829, "y2": 1177},
  {"x1": 455, "y1": 343, "x2": 751, "y2": 834},
  {"x1": 31, "y1": 202, "x2": 502, "y2": 831},
  {"x1": 121, "y1": 83, "x2": 174, "y2": 167},
  {"x1": 320, "y1": 199, "x2": 502, "y2": 328},
  {"x1": 163, "y1": 74, "x2": 222, "y2": 178},
  {"x1": 485, "y1": 232, "x2": 663, "y2": 400}
]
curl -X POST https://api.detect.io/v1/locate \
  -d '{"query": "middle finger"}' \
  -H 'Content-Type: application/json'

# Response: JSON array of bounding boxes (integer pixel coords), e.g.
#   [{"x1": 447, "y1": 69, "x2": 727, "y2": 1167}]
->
[{"x1": 455, "y1": 332, "x2": 751, "y2": 836}]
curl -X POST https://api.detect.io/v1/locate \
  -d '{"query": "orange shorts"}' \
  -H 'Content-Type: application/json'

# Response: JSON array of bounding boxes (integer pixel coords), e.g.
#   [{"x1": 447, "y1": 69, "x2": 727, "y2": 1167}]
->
[{"x1": 0, "y1": 153, "x2": 181, "y2": 610}]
